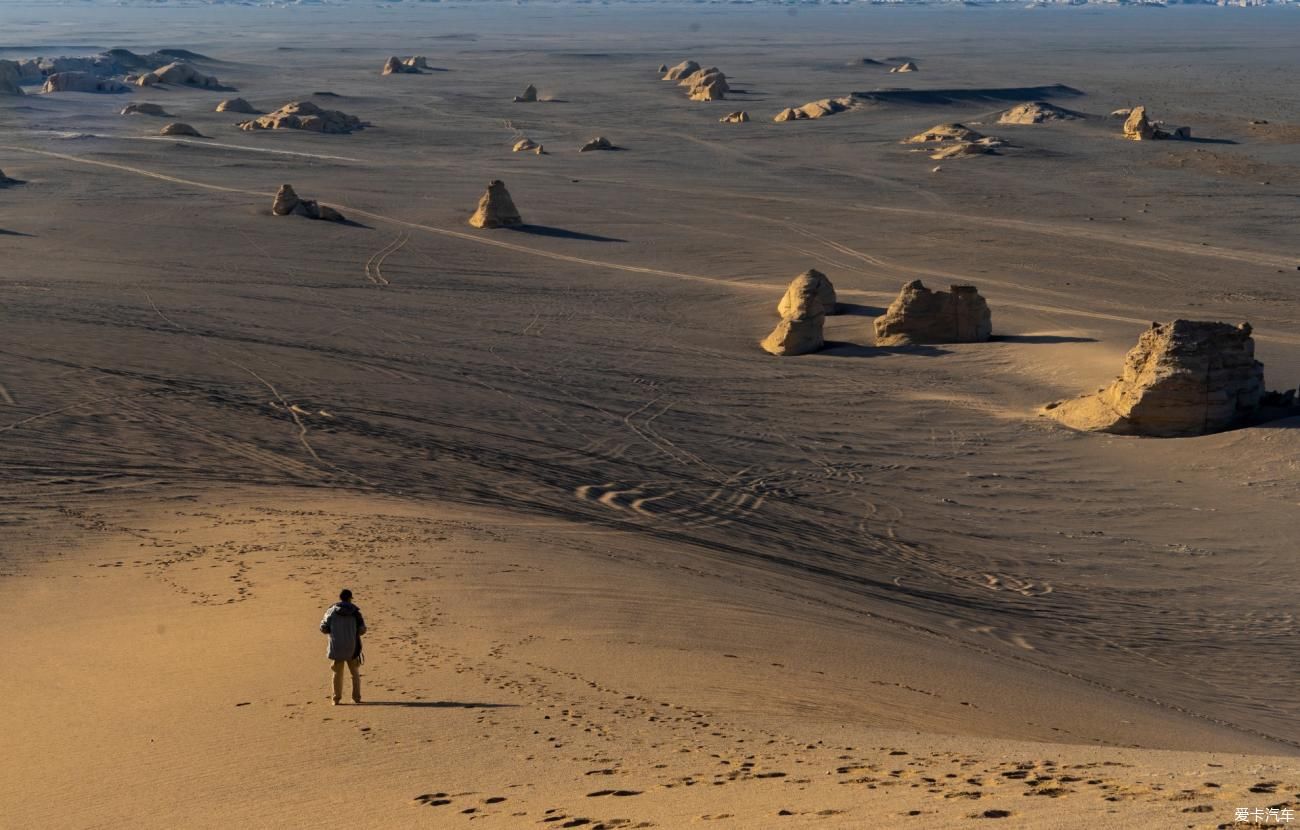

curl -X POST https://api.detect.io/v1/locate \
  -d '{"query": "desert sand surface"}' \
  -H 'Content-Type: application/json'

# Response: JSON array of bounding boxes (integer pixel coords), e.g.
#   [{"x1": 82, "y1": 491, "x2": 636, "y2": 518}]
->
[{"x1": 2, "y1": 4, "x2": 1300, "y2": 828}]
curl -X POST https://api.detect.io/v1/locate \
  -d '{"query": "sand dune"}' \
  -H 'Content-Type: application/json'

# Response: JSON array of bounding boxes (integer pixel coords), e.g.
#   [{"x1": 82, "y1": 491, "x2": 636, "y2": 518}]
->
[{"x1": 3, "y1": 6, "x2": 1300, "y2": 830}]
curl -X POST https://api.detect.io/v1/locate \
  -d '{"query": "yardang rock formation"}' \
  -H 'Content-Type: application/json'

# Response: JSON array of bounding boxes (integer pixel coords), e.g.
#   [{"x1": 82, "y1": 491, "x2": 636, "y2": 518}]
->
[
  {"x1": 719, "y1": 111, "x2": 749, "y2": 124},
  {"x1": 579, "y1": 136, "x2": 615, "y2": 152},
  {"x1": 468, "y1": 180, "x2": 523, "y2": 229},
  {"x1": 762, "y1": 276, "x2": 827, "y2": 357},
  {"x1": 999, "y1": 101, "x2": 1081, "y2": 124},
  {"x1": 1122, "y1": 106, "x2": 1191, "y2": 141},
  {"x1": 135, "y1": 62, "x2": 223, "y2": 89},
  {"x1": 904, "y1": 123, "x2": 984, "y2": 144},
  {"x1": 513, "y1": 84, "x2": 538, "y2": 103},
  {"x1": 0, "y1": 60, "x2": 24, "y2": 95},
  {"x1": 679, "y1": 67, "x2": 729, "y2": 102},
  {"x1": 216, "y1": 97, "x2": 258, "y2": 114},
  {"x1": 159, "y1": 122, "x2": 202, "y2": 137},
  {"x1": 1045, "y1": 320, "x2": 1265, "y2": 437},
  {"x1": 271, "y1": 184, "x2": 344, "y2": 222},
  {"x1": 661, "y1": 60, "x2": 700, "y2": 81},
  {"x1": 121, "y1": 102, "x2": 170, "y2": 116},
  {"x1": 774, "y1": 97, "x2": 853, "y2": 122},
  {"x1": 874, "y1": 280, "x2": 992, "y2": 346},
  {"x1": 778, "y1": 269, "x2": 838, "y2": 318},
  {"x1": 237, "y1": 101, "x2": 365, "y2": 134},
  {"x1": 41, "y1": 72, "x2": 131, "y2": 93}
]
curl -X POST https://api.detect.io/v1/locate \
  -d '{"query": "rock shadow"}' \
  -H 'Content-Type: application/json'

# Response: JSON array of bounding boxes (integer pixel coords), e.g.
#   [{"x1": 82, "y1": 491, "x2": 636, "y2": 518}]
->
[
  {"x1": 509, "y1": 225, "x2": 625, "y2": 243},
  {"x1": 820, "y1": 342, "x2": 951, "y2": 358},
  {"x1": 360, "y1": 701, "x2": 518, "y2": 709},
  {"x1": 835, "y1": 302, "x2": 886, "y2": 317},
  {"x1": 853, "y1": 84, "x2": 1084, "y2": 106},
  {"x1": 993, "y1": 334, "x2": 1097, "y2": 344},
  {"x1": 1182, "y1": 136, "x2": 1239, "y2": 145}
]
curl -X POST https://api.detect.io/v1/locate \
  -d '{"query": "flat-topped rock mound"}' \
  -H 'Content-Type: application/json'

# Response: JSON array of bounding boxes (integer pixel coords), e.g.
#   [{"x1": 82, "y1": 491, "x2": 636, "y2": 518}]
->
[
  {"x1": 777, "y1": 269, "x2": 838, "y2": 318},
  {"x1": 135, "y1": 62, "x2": 224, "y2": 89},
  {"x1": 16, "y1": 48, "x2": 198, "y2": 84},
  {"x1": 121, "y1": 102, "x2": 169, "y2": 116},
  {"x1": 999, "y1": 101, "x2": 1081, "y2": 124},
  {"x1": 661, "y1": 60, "x2": 700, "y2": 81},
  {"x1": 160, "y1": 122, "x2": 202, "y2": 137},
  {"x1": 271, "y1": 184, "x2": 344, "y2": 222},
  {"x1": 41, "y1": 72, "x2": 131, "y2": 93},
  {"x1": 774, "y1": 97, "x2": 853, "y2": 122},
  {"x1": 1123, "y1": 106, "x2": 1191, "y2": 141},
  {"x1": 874, "y1": 280, "x2": 992, "y2": 346},
  {"x1": 513, "y1": 84, "x2": 538, "y2": 103},
  {"x1": 1045, "y1": 320, "x2": 1265, "y2": 437},
  {"x1": 469, "y1": 180, "x2": 522, "y2": 229},
  {"x1": 0, "y1": 60, "x2": 23, "y2": 95},
  {"x1": 216, "y1": 97, "x2": 258, "y2": 114},
  {"x1": 237, "y1": 101, "x2": 365, "y2": 134},
  {"x1": 904, "y1": 123, "x2": 983, "y2": 144}
]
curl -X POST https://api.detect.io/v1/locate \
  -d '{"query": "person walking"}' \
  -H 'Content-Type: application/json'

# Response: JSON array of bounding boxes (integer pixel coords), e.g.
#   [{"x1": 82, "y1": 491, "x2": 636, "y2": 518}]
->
[{"x1": 320, "y1": 588, "x2": 366, "y2": 705}]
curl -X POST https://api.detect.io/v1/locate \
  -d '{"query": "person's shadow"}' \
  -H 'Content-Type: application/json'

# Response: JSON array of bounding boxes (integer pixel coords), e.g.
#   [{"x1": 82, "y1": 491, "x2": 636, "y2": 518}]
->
[{"x1": 359, "y1": 701, "x2": 516, "y2": 709}]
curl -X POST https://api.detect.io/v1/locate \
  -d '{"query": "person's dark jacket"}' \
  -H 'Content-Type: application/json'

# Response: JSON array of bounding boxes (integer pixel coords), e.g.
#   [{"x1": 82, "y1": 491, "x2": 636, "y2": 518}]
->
[{"x1": 320, "y1": 602, "x2": 366, "y2": 661}]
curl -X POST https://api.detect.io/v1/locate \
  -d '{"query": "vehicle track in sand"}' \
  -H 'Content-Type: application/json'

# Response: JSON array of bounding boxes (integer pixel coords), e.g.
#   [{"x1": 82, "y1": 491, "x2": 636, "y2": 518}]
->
[{"x1": 7, "y1": 145, "x2": 1299, "y2": 348}]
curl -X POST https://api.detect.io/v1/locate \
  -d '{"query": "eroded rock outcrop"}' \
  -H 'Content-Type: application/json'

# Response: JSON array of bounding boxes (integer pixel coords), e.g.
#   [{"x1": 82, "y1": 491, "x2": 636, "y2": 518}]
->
[
  {"x1": 579, "y1": 136, "x2": 615, "y2": 152},
  {"x1": 1122, "y1": 105, "x2": 1191, "y2": 141},
  {"x1": 874, "y1": 280, "x2": 992, "y2": 346},
  {"x1": 382, "y1": 56, "x2": 418, "y2": 76},
  {"x1": 999, "y1": 101, "x2": 1081, "y2": 125},
  {"x1": 679, "y1": 67, "x2": 728, "y2": 101},
  {"x1": 0, "y1": 167, "x2": 18, "y2": 186},
  {"x1": 662, "y1": 60, "x2": 700, "y2": 81},
  {"x1": 1044, "y1": 320, "x2": 1264, "y2": 437},
  {"x1": 41, "y1": 72, "x2": 131, "y2": 93},
  {"x1": 0, "y1": 60, "x2": 24, "y2": 95},
  {"x1": 762, "y1": 292, "x2": 826, "y2": 357},
  {"x1": 237, "y1": 101, "x2": 365, "y2": 134},
  {"x1": 719, "y1": 111, "x2": 749, "y2": 124},
  {"x1": 136, "y1": 62, "x2": 223, "y2": 89},
  {"x1": 774, "y1": 97, "x2": 853, "y2": 122},
  {"x1": 160, "y1": 122, "x2": 202, "y2": 137},
  {"x1": 271, "y1": 184, "x2": 344, "y2": 222},
  {"x1": 777, "y1": 269, "x2": 837, "y2": 318},
  {"x1": 929, "y1": 141, "x2": 999, "y2": 160},
  {"x1": 512, "y1": 137, "x2": 543, "y2": 154},
  {"x1": 121, "y1": 102, "x2": 170, "y2": 116},
  {"x1": 468, "y1": 180, "x2": 522, "y2": 229},
  {"x1": 904, "y1": 123, "x2": 983, "y2": 144},
  {"x1": 890, "y1": 61, "x2": 918, "y2": 73},
  {"x1": 216, "y1": 97, "x2": 258, "y2": 114},
  {"x1": 513, "y1": 84, "x2": 538, "y2": 103}
]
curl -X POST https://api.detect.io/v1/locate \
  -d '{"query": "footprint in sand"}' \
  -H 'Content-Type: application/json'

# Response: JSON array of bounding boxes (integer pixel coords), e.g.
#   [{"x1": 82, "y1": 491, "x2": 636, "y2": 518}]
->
[{"x1": 587, "y1": 790, "x2": 642, "y2": 797}]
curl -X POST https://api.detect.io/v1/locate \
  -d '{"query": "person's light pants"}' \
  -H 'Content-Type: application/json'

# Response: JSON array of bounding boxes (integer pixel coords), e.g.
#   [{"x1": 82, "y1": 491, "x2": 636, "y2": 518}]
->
[{"x1": 332, "y1": 658, "x2": 361, "y2": 702}]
